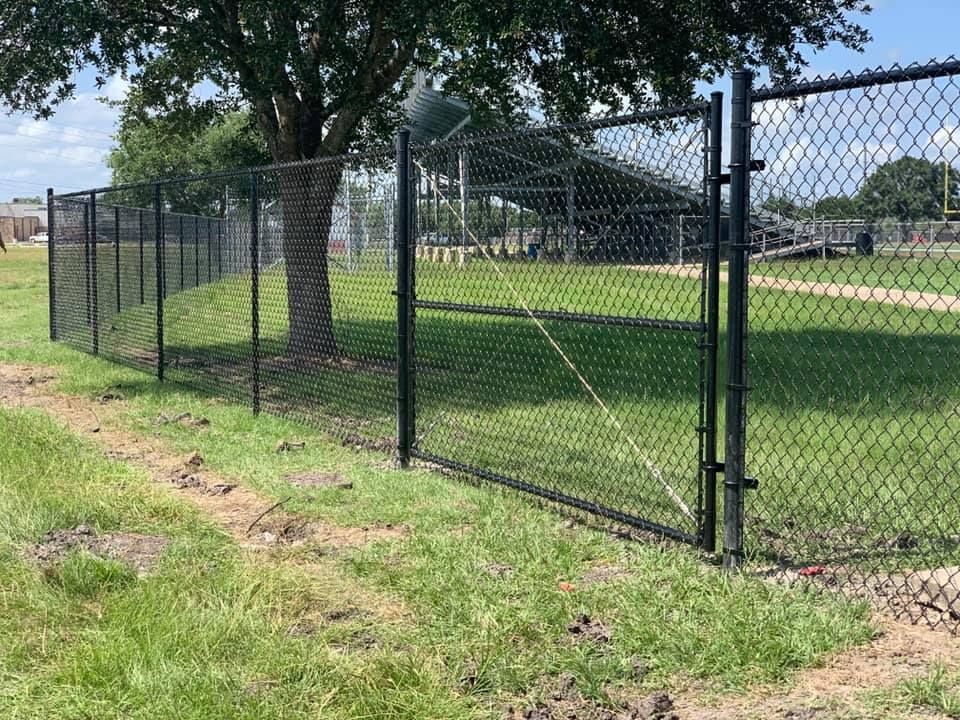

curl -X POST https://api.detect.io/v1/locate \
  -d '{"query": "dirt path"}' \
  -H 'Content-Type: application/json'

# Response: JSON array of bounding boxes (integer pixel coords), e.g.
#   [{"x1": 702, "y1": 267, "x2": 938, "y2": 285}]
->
[
  {"x1": 646, "y1": 265, "x2": 960, "y2": 313},
  {"x1": 675, "y1": 616, "x2": 960, "y2": 719},
  {"x1": 0, "y1": 362, "x2": 408, "y2": 620},
  {"x1": 2, "y1": 362, "x2": 959, "y2": 718}
]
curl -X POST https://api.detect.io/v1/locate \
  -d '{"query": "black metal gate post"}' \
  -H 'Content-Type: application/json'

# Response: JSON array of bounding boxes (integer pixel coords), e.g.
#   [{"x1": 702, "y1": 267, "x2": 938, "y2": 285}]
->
[
  {"x1": 154, "y1": 184, "x2": 165, "y2": 381},
  {"x1": 702, "y1": 91, "x2": 724, "y2": 553},
  {"x1": 250, "y1": 172, "x2": 261, "y2": 414},
  {"x1": 217, "y1": 220, "x2": 223, "y2": 279},
  {"x1": 89, "y1": 191, "x2": 99, "y2": 355},
  {"x1": 114, "y1": 205, "x2": 121, "y2": 313},
  {"x1": 396, "y1": 129, "x2": 414, "y2": 467},
  {"x1": 47, "y1": 188, "x2": 56, "y2": 340},
  {"x1": 722, "y1": 70, "x2": 754, "y2": 569}
]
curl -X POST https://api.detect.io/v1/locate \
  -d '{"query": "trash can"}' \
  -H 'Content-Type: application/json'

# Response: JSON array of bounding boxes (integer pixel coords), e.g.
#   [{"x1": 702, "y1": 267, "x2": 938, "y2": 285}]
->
[
  {"x1": 527, "y1": 242, "x2": 539, "y2": 259},
  {"x1": 855, "y1": 231, "x2": 873, "y2": 256}
]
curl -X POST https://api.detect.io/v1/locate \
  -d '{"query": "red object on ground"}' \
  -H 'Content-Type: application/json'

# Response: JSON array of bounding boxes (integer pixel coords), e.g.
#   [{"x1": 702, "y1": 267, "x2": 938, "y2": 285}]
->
[
  {"x1": 558, "y1": 581, "x2": 576, "y2": 592},
  {"x1": 798, "y1": 565, "x2": 827, "y2": 576}
]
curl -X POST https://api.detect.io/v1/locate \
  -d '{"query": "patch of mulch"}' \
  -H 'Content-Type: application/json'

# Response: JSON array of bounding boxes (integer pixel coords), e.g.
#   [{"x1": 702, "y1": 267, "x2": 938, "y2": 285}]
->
[
  {"x1": 283, "y1": 471, "x2": 352, "y2": 490},
  {"x1": 567, "y1": 614, "x2": 611, "y2": 644},
  {"x1": 505, "y1": 675, "x2": 677, "y2": 720},
  {"x1": 31, "y1": 525, "x2": 168, "y2": 576},
  {"x1": 581, "y1": 564, "x2": 632, "y2": 587}
]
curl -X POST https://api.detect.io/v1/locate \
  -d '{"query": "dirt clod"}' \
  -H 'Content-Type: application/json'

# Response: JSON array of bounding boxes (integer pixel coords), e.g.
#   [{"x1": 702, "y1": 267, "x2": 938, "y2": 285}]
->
[
  {"x1": 171, "y1": 472, "x2": 206, "y2": 490},
  {"x1": 484, "y1": 563, "x2": 514, "y2": 578},
  {"x1": 275, "y1": 439, "x2": 306, "y2": 453},
  {"x1": 156, "y1": 412, "x2": 210, "y2": 428},
  {"x1": 207, "y1": 483, "x2": 236, "y2": 496},
  {"x1": 31, "y1": 525, "x2": 168, "y2": 576},
  {"x1": 567, "y1": 614, "x2": 611, "y2": 644},
  {"x1": 183, "y1": 451, "x2": 204, "y2": 468},
  {"x1": 622, "y1": 692, "x2": 677, "y2": 720},
  {"x1": 284, "y1": 471, "x2": 352, "y2": 490}
]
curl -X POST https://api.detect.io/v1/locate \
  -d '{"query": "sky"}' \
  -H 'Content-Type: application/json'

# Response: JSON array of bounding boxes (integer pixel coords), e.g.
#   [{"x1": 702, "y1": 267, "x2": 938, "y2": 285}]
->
[{"x1": 0, "y1": 0, "x2": 958, "y2": 202}]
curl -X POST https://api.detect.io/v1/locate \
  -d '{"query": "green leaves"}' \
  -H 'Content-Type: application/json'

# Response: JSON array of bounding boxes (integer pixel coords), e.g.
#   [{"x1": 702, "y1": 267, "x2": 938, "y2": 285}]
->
[{"x1": 0, "y1": 1, "x2": 871, "y2": 163}]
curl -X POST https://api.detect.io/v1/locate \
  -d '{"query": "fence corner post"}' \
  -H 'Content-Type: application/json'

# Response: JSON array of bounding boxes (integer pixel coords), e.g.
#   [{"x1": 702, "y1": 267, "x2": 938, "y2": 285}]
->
[
  {"x1": 47, "y1": 187, "x2": 57, "y2": 341},
  {"x1": 722, "y1": 69, "x2": 754, "y2": 570},
  {"x1": 250, "y1": 171, "x2": 261, "y2": 415},
  {"x1": 396, "y1": 128, "x2": 414, "y2": 467},
  {"x1": 154, "y1": 183, "x2": 165, "y2": 381}
]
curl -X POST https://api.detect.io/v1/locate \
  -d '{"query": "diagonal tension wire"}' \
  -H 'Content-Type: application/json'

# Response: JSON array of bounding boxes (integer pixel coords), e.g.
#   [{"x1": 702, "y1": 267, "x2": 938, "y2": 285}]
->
[{"x1": 413, "y1": 159, "x2": 695, "y2": 523}]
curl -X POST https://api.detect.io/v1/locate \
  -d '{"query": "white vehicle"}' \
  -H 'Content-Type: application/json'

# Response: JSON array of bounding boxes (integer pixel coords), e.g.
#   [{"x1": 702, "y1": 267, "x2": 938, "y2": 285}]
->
[{"x1": 28, "y1": 231, "x2": 48, "y2": 244}]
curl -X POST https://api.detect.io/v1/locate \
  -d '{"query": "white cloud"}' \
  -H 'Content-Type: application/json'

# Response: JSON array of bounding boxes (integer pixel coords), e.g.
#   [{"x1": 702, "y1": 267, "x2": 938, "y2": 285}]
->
[{"x1": 927, "y1": 124, "x2": 960, "y2": 164}]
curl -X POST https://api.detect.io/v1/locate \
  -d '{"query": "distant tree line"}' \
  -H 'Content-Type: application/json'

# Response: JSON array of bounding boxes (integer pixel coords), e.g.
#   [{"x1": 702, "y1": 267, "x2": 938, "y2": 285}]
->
[{"x1": 760, "y1": 156, "x2": 960, "y2": 224}]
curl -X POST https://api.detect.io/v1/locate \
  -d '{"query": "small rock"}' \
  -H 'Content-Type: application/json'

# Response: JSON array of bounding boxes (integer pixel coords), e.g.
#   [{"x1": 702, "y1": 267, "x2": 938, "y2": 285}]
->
[{"x1": 261, "y1": 531, "x2": 278, "y2": 544}]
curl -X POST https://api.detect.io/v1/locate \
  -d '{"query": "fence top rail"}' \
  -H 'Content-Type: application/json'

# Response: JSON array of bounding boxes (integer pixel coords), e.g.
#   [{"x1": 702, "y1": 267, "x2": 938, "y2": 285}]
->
[
  {"x1": 52, "y1": 146, "x2": 396, "y2": 200},
  {"x1": 752, "y1": 56, "x2": 960, "y2": 101},
  {"x1": 51, "y1": 102, "x2": 709, "y2": 201},
  {"x1": 52, "y1": 196, "x2": 226, "y2": 222}
]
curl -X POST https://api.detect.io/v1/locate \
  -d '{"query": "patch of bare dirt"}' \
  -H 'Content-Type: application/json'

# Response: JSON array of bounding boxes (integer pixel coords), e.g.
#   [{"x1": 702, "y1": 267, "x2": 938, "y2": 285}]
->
[
  {"x1": 567, "y1": 613, "x2": 612, "y2": 645},
  {"x1": 0, "y1": 364, "x2": 406, "y2": 553},
  {"x1": 31, "y1": 524, "x2": 168, "y2": 576},
  {"x1": 673, "y1": 616, "x2": 960, "y2": 719},
  {"x1": 504, "y1": 675, "x2": 678, "y2": 720},
  {"x1": 581, "y1": 564, "x2": 632, "y2": 586},
  {"x1": 284, "y1": 470, "x2": 353, "y2": 490}
]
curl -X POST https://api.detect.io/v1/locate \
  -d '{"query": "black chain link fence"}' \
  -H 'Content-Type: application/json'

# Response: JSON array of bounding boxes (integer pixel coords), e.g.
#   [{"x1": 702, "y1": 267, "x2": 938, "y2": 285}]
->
[
  {"x1": 47, "y1": 56, "x2": 960, "y2": 630},
  {"x1": 745, "y1": 59, "x2": 960, "y2": 629}
]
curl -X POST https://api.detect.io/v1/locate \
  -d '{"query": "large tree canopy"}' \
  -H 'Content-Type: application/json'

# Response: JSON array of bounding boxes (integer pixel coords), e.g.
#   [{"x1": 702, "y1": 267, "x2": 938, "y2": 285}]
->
[
  {"x1": 2, "y1": 1, "x2": 870, "y2": 162},
  {"x1": 0, "y1": 1, "x2": 871, "y2": 355}
]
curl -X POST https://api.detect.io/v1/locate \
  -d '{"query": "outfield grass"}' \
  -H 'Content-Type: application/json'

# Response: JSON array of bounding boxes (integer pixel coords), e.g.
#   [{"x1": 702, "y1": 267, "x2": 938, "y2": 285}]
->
[
  {"x1": 0, "y1": 245, "x2": 881, "y2": 718},
  {"x1": 752, "y1": 253, "x2": 960, "y2": 296}
]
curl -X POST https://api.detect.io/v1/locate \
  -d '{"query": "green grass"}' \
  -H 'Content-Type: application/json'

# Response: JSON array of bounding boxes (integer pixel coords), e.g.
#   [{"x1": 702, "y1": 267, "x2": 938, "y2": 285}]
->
[
  {"x1": 0, "y1": 245, "x2": 880, "y2": 717},
  {"x1": 37, "y1": 241, "x2": 960, "y2": 568},
  {"x1": 752, "y1": 253, "x2": 960, "y2": 296}
]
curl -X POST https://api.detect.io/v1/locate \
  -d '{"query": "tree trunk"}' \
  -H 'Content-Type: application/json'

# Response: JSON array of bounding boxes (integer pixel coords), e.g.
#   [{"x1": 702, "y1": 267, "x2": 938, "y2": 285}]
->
[{"x1": 278, "y1": 161, "x2": 344, "y2": 357}]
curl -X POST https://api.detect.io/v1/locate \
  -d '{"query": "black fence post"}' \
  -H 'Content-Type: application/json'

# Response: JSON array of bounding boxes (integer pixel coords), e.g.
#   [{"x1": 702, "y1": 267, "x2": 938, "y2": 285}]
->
[
  {"x1": 83, "y1": 204, "x2": 91, "y2": 327},
  {"x1": 217, "y1": 220, "x2": 223, "y2": 279},
  {"x1": 179, "y1": 215, "x2": 185, "y2": 290},
  {"x1": 250, "y1": 172, "x2": 261, "y2": 414},
  {"x1": 89, "y1": 191, "x2": 99, "y2": 356},
  {"x1": 723, "y1": 70, "x2": 753, "y2": 569},
  {"x1": 138, "y1": 209, "x2": 145, "y2": 305},
  {"x1": 194, "y1": 216, "x2": 200, "y2": 288},
  {"x1": 396, "y1": 129, "x2": 414, "y2": 467},
  {"x1": 207, "y1": 218, "x2": 212, "y2": 283},
  {"x1": 47, "y1": 187, "x2": 57, "y2": 341},
  {"x1": 155, "y1": 184, "x2": 165, "y2": 382},
  {"x1": 114, "y1": 205, "x2": 121, "y2": 313},
  {"x1": 702, "y1": 91, "x2": 723, "y2": 554}
]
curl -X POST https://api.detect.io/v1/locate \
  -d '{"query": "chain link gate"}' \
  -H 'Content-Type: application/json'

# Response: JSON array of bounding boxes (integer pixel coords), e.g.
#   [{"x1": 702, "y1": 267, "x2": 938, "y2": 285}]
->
[{"x1": 397, "y1": 103, "x2": 725, "y2": 547}]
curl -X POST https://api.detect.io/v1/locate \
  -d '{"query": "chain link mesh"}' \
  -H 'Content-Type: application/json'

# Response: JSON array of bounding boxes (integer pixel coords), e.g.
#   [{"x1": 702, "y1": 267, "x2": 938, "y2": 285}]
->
[
  {"x1": 747, "y1": 58, "x2": 960, "y2": 629},
  {"x1": 47, "y1": 57, "x2": 960, "y2": 631},
  {"x1": 409, "y1": 109, "x2": 712, "y2": 540}
]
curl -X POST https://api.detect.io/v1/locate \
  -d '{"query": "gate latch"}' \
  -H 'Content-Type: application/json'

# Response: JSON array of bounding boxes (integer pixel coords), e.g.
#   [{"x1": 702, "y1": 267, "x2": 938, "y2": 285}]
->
[
  {"x1": 718, "y1": 159, "x2": 766, "y2": 185},
  {"x1": 703, "y1": 461, "x2": 759, "y2": 490}
]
